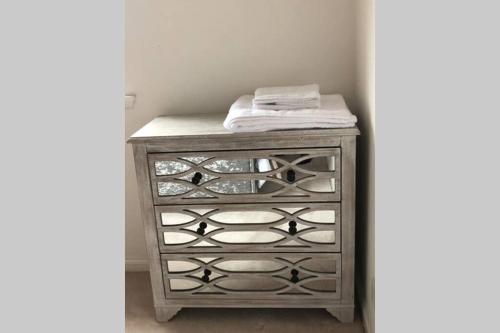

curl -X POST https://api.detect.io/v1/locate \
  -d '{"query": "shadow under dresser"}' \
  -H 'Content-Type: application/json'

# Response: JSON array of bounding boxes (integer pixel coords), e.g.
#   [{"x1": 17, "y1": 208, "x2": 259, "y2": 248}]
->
[{"x1": 128, "y1": 113, "x2": 360, "y2": 322}]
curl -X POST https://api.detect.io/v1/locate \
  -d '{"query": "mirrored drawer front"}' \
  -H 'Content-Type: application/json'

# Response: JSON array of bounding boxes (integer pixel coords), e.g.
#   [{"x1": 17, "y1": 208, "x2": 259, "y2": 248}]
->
[
  {"x1": 161, "y1": 253, "x2": 341, "y2": 299},
  {"x1": 148, "y1": 148, "x2": 341, "y2": 204},
  {"x1": 155, "y1": 203, "x2": 340, "y2": 253}
]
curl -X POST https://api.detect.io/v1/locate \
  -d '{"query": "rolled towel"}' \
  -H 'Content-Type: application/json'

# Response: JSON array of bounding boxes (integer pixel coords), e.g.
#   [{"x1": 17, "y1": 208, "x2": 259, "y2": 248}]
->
[
  {"x1": 253, "y1": 84, "x2": 320, "y2": 110},
  {"x1": 224, "y1": 94, "x2": 357, "y2": 133}
]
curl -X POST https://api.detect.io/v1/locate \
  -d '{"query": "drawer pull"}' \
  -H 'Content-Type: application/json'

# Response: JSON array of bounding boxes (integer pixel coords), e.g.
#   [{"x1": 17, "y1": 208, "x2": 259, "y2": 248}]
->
[
  {"x1": 201, "y1": 268, "x2": 212, "y2": 283},
  {"x1": 290, "y1": 269, "x2": 299, "y2": 283},
  {"x1": 191, "y1": 172, "x2": 203, "y2": 185},
  {"x1": 288, "y1": 221, "x2": 297, "y2": 235},
  {"x1": 286, "y1": 170, "x2": 295, "y2": 182},
  {"x1": 196, "y1": 222, "x2": 207, "y2": 235}
]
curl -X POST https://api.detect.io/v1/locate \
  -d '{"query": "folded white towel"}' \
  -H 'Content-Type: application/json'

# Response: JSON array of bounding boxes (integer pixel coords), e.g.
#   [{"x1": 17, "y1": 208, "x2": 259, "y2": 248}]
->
[
  {"x1": 254, "y1": 84, "x2": 320, "y2": 101},
  {"x1": 224, "y1": 94, "x2": 357, "y2": 133},
  {"x1": 253, "y1": 84, "x2": 320, "y2": 110},
  {"x1": 253, "y1": 99, "x2": 321, "y2": 110}
]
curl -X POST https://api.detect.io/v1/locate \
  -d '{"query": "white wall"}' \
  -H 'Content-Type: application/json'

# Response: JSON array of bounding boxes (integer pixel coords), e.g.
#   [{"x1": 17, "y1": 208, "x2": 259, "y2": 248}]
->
[
  {"x1": 125, "y1": 0, "x2": 358, "y2": 269},
  {"x1": 355, "y1": 0, "x2": 375, "y2": 332}
]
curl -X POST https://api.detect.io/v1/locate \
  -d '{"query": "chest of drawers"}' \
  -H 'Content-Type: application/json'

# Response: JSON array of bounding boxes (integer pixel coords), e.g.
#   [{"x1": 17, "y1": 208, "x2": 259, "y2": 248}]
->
[{"x1": 128, "y1": 113, "x2": 360, "y2": 322}]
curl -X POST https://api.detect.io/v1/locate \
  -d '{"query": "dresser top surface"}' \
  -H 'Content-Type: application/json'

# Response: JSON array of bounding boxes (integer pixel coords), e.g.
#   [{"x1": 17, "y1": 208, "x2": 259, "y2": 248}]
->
[{"x1": 128, "y1": 113, "x2": 359, "y2": 143}]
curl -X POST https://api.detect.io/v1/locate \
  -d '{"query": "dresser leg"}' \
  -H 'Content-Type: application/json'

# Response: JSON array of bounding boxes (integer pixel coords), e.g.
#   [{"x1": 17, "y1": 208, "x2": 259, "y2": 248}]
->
[
  {"x1": 326, "y1": 307, "x2": 354, "y2": 323},
  {"x1": 155, "y1": 307, "x2": 181, "y2": 322}
]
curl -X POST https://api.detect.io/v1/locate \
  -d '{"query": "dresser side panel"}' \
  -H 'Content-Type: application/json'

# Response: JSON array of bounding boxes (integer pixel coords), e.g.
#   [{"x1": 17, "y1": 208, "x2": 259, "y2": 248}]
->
[
  {"x1": 340, "y1": 136, "x2": 357, "y2": 305},
  {"x1": 132, "y1": 144, "x2": 167, "y2": 305}
]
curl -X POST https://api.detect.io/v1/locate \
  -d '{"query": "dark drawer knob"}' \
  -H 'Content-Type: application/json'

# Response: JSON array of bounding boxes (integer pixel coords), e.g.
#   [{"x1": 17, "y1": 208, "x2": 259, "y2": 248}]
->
[
  {"x1": 201, "y1": 268, "x2": 212, "y2": 283},
  {"x1": 196, "y1": 222, "x2": 207, "y2": 235},
  {"x1": 191, "y1": 172, "x2": 203, "y2": 185},
  {"x1": 288, "y1": 221, "x2": 297, "y2": 235},
  {"x1": 290, "y1": 269, "x2": 299, "y2": 283},
  {"x1": 286, "y1": 170, "x2": 295, "y2": 182}
]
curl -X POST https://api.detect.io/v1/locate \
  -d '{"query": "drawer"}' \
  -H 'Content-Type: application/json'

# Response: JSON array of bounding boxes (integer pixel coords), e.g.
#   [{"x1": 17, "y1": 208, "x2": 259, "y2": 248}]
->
[
  {"x1": 155, "y1": 203, "x2": 340, "y2": 253},
  {"x1": 148, "y1": 148, "x2": 341, "y2": 204},
  {"x1": 161, "y1": 253, "x2": 341, "y2": 299}
]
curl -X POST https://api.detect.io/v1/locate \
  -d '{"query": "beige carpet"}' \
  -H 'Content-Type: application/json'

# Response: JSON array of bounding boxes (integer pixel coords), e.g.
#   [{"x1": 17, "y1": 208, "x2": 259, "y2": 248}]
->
[{"x1": 126, "y1": 272, "x2": 364, "y2": 333}]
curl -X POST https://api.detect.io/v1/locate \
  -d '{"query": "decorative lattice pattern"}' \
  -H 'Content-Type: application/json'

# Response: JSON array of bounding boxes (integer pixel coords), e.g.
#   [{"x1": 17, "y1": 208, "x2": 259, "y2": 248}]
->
[
  {"x1": 161, "y1": 253, "x2": 341, "y2": 299},
  {"x1": 147, "y1": 148, "x2": 341, "y2": 204},
  {"x1": 155, "y1": 203, "x2": 340, "y2": 253}
]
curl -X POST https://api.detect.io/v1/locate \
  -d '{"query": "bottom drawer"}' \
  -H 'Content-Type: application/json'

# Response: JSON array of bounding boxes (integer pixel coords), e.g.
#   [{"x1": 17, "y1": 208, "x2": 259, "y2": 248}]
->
[{"x1": 161, "y1": 253, "x2": 341, "y2": 299}]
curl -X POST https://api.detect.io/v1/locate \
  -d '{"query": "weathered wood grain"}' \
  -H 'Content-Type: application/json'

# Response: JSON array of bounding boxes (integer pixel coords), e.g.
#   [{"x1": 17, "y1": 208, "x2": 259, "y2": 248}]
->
[
  {"x1": 326, "y1": 306, "x2": 355, "y2": 323},
  {"x1": 339, "y1": 136, "x2": 357, "y2": 321},
  {"x1": 154, "y1": 307, "x2": 181, "y2": 322},
  {"x1": 132, "y1": 144, "x2": 168, "y2": 320},
  {"x1": 128, "y1": 113, "x2": 360, "y2": 143},
  {"x1": 128, "y1": 115, "x2": 360, "y2": 324}
]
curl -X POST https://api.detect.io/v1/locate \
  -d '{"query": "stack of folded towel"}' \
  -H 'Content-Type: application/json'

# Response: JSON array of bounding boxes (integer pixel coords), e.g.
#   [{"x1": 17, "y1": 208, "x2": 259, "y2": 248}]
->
[
  {"x1": 223, "y1": 84, "x2": 357, "y2": 133},
  {"x1": 253, "y1": 84, "x2": 321, "y2": 110}
]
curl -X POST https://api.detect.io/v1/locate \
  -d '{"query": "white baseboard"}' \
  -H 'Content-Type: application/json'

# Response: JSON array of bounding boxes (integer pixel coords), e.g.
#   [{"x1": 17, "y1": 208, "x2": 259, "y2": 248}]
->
[{"x1": 125, "y1": 259, "x2": 149, "y2": 272}]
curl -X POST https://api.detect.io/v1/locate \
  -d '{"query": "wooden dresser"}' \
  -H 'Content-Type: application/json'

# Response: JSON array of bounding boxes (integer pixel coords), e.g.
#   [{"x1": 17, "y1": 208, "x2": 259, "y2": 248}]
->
[{"x1": 128, "y1": 113, "x2": 360, "y2": 322}]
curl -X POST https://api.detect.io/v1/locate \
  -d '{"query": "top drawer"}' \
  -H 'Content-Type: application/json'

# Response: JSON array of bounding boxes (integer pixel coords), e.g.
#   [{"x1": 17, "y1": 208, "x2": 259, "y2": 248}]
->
[{"x1": 148, "y1": 148, "x2": 341, "y2": 204}]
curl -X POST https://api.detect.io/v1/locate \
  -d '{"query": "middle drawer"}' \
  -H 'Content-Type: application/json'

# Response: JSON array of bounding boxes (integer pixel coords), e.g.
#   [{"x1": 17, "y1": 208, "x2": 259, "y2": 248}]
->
[{"x1": 155, "y1": 203, "x2": 341, "y2": 253}]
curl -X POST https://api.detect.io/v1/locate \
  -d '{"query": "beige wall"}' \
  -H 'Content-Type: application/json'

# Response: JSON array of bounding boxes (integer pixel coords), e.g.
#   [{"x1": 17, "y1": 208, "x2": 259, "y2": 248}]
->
[
  {"x1": 125, "y1": 0, "x2": 358, "y2": 269},
  {"x1": 355, "y1": 0, "x2": 375, "y2": 332}
]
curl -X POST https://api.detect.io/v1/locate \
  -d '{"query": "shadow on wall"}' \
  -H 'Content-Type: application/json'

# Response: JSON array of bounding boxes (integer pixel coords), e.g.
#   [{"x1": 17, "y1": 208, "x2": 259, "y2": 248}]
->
[{"x1": 352, "y1": 94, "x2": 375, "y2": 332}]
